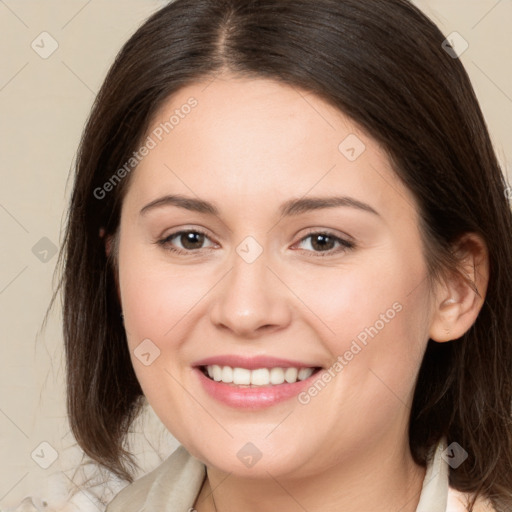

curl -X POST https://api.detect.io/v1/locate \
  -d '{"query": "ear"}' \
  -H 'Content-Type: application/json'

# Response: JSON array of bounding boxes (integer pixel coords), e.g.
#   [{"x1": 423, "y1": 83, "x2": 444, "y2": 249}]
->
[
  {"x1": 99, "y1": 227, "x2": 112, "y2": 257},
  {"x1": 105, "y1": 234, "x2": 113, "y2": 258},
  {"x1": 429, "y1": 233, "x2": 489, "y2": 343}
]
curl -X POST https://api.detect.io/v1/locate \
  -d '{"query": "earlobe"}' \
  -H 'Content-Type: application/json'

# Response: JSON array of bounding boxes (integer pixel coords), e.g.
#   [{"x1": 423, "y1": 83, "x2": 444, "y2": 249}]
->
[
  {"x1": 429, "y1": 296, "x2": 463, "y2": 342},
  {"x1": 428, "y1": 233, "x2": 489, "y2": 343}
]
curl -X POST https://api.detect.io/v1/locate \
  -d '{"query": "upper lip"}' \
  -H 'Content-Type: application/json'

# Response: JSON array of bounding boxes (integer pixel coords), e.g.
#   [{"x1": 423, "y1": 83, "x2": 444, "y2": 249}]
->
[{"x1": 192, "y1": 355, "x2": 322, "y2": 370}]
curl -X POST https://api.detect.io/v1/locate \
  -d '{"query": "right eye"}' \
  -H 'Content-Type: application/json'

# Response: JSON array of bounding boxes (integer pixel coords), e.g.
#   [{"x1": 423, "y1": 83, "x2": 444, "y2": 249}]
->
[{"x1": 157, "y1": 228, "x2": 217, "y2": 255}]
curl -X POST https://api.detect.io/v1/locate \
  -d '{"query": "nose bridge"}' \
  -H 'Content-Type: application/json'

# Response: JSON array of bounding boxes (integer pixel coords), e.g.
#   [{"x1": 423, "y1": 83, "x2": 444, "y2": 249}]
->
[{"x1": 209, "y1": 236, "x2": 291, "y2": 337}]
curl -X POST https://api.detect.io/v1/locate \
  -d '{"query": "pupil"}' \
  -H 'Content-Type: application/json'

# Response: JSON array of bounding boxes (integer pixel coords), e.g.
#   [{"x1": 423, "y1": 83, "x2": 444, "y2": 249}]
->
[
  {"x1": 312, "y1": 234, "x2": 333, "y2": 251},
  {"x1": 182, "y1": 232, "x2": 204, "y2": 249}
]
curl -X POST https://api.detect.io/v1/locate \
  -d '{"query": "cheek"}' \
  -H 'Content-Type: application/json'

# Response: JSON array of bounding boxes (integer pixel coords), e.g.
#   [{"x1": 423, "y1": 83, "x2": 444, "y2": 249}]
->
[
  {"x1": 287, "y1": 247, "x2": 430, "y2": 389},
  {"x1": 117, "y1": 247, "x2": 210, "y2": 418},
  {"x1": 118, "y1": 238, "x2": 212, "y2": 346}
]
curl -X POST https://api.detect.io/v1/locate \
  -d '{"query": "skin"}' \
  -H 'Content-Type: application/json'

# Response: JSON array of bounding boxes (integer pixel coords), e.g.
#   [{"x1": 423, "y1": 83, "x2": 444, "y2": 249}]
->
[{"x1": 110, "y1": 71, "x2": 489, "y2": 512}]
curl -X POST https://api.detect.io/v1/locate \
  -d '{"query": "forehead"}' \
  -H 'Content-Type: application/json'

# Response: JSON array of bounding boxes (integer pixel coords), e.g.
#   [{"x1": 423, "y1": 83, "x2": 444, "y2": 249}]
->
[{"x1": 123, "y1": 73, "x2": 418, "y2": 225}]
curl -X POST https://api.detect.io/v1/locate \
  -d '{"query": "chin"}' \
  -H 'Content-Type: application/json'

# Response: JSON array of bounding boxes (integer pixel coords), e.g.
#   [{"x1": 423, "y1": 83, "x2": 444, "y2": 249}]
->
[{"x1": 186, "y1": 437, "x2": 318, "y2": 480}]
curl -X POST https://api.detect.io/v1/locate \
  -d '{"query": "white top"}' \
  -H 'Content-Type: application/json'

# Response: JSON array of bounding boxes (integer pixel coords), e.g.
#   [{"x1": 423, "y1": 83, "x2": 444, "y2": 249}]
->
[{"x1": 105, "y1": 437, "x2": 494, "y2": 512}]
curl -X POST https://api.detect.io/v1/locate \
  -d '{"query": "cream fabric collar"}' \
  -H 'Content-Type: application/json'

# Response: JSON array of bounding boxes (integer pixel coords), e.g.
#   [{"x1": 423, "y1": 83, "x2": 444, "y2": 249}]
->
[{"x1": 106, "y1": 438, "x2": 450, "y2": 512}]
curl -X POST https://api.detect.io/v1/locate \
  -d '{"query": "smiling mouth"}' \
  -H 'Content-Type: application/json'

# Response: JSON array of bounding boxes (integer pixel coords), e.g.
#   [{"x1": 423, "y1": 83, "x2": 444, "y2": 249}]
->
[{"x1": 199, "y1": 365, "x2": 322, "y2": 387}]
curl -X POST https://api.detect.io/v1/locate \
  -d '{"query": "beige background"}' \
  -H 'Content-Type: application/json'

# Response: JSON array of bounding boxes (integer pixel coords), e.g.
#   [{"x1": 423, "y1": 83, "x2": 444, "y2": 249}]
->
[{"x1": 1, "y1": 1, "x2": 511, "y2": 510}]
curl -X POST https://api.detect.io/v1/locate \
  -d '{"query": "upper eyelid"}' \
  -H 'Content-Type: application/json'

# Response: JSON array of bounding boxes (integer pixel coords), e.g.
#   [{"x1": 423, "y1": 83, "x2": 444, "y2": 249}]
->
[{"x1": 295, "y1": 227, "x2": 355, "y2": 244}]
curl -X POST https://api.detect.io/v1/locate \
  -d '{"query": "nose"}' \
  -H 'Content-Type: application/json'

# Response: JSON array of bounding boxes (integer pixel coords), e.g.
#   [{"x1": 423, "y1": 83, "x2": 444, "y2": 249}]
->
[{"x1": 209, "y1": 247, "x2": 292, "y2": 339}]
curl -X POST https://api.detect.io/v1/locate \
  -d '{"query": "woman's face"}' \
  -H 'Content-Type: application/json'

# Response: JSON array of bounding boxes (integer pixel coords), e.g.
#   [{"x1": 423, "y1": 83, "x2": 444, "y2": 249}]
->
[{"x1": 116, "y1": 73, "x2": 435, "y2": 478}]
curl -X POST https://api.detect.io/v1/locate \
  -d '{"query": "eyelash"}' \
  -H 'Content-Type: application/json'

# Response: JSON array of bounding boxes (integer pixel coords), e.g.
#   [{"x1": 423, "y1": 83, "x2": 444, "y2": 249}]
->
[{"x1": 156, "y1": 228, "x2": 355, "y2": 257}]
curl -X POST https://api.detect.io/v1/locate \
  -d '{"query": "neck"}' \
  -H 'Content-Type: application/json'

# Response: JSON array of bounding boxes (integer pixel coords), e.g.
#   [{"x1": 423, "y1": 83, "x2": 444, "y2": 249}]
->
[{"x1": 195, "y1": 435, "x2": 427, "y2": 512}]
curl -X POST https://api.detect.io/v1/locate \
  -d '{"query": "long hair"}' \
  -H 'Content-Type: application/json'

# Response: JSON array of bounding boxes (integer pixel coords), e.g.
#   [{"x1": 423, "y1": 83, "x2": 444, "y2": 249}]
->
[{"x1": 53, "y1": 0, "x2": 512, "y2": 509}]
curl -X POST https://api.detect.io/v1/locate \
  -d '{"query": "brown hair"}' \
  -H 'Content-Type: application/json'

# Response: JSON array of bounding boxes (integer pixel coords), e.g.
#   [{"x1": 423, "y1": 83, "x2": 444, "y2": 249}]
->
[{"x1": 52, "y1": 0, "x2": 512, "y2": 509}]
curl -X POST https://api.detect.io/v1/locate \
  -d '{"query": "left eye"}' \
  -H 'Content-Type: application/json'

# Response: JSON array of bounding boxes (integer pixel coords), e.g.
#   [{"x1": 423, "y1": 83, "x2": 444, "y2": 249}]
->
[{"x1": 294, "y1": 232, "x2": 354, "y2": 255}]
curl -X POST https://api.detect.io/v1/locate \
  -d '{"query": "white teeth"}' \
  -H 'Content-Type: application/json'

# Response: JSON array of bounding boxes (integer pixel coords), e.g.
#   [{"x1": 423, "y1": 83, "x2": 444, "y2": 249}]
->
[
  {"x1": 233, "y1": 367, "x2": 251, "y2": 385},
  {"x1": 269, "y1": 367, "x2": 285, "y2": 385},
  {"x1": 212, "y1": 365, "x2": 222, "y2": 382},
  {"x1": 251, "y1": 368, "x2": 270, "y2": 386},
  {"x1": 298, "y1": 367, "x2": 314, "y2": 380},
  {"x1": 221, "y1": 366, "x2": 233, "y2": 383},
  {"x1": 284, "y1": 367, "x2": 298, "y2": 383},
  {"x1": 204, "y1": 365, "x2": 316, "y2": 386}
]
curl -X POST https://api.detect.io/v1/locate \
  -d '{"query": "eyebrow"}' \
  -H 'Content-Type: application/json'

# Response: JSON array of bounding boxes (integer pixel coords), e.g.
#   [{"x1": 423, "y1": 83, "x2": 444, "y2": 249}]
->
[{"x1": 139, "y1": 194, "x2": 380, "y2": 217}]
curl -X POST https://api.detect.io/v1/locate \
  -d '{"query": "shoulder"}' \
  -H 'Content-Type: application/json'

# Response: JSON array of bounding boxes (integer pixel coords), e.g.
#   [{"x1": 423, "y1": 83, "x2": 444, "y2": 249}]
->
[
  {"x1": 446, "y1": 486, "x2": 496, "y2": 512},
  {"x1": 105, "y1": 445, "x2": 206, "y2": 512}
]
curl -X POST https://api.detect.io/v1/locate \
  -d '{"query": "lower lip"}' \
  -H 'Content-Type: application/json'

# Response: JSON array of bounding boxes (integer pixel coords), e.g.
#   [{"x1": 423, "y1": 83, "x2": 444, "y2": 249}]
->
[{"x1": 194, "y1": 367, "x2": 321, "y2": 409}]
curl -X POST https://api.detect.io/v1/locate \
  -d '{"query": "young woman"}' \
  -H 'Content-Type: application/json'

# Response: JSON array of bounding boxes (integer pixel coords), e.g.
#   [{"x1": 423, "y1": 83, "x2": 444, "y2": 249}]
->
[{"x1": 57, "y1": 0, "x2": 512, "y2": 510}]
